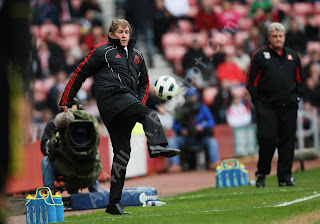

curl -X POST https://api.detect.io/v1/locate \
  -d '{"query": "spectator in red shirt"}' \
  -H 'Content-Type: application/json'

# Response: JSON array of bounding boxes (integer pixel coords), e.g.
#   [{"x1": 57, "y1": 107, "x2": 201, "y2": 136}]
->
[
  {"x1": 83, "y1": 25, "x2": 108, "y2": 50},
  {"x1": 195, "y1": 0, "x2": 221, "y2": 32},
  {"x1": 217, "y1": 53, "x2": 245, "y2": 84}
]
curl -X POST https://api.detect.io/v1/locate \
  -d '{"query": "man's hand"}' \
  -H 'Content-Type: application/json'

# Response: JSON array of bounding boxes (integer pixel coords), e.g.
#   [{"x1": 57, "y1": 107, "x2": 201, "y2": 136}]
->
[
  {"x1": 195, "y1": 125, "x2": 203, "y2": 132},
  {"x1": 61, "y1": 106, "x2": 70, "y2": 113},
  {"x1": 181, "y1": 128, "x2": 188, "y2": 136}
]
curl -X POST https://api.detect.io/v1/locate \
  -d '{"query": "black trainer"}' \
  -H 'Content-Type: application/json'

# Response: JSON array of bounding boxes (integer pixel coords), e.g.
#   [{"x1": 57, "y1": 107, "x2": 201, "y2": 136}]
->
[
  {"x1": 278, "y1": 179, "x2": 296, "y2": 187},
  {"x1": 105, "y1": 203, "x2": 132, "y2": 215},
  {"x1": 256, "y1": 175, "x2": 265, "y2": 188},
  {"x1": 148, "y1": 145, "x2": 181, "y2": 158}
]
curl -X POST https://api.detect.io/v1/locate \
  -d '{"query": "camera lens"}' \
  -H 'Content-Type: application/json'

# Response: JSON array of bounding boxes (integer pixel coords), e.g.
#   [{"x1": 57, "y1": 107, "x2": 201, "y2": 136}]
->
[
  {"x1": 72, "y1": 127, "x2": 90, "y2": 144},
  {"x1": 69, "y1": 121, "x2": 95, "y2": 148}
]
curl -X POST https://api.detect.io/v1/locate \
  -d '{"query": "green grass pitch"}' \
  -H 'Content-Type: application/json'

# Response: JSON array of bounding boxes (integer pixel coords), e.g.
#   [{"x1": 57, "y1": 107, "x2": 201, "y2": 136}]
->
[{"x1": 65, "y1": 167, "x2": 320, "y2": 224}]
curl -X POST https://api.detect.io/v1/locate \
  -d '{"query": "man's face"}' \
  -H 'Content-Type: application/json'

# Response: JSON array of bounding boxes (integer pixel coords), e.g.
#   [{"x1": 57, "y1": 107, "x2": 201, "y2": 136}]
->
[
  {"x1": 268, "y1": 30, "x2": 285, "y2": 50},
  {"x1": 109, "y1": 25, "x2": 130, "y2": 47}
]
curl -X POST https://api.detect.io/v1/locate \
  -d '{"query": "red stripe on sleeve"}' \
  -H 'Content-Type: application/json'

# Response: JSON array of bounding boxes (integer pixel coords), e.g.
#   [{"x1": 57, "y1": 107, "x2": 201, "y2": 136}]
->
[
  {"x1": 61, "y1": 42, "x2": 106, "y2": 106},
  {"x1": 296, "y1": 65, "x2": 302, "y2": 83},
  {"x1": 246, "y1": 46, "x2": 268, "y2": 87},
  {"x1": 253, "y1": 69, "x2": 261, "y2": 87},
  {"x1": 141, "y1": 74, "x2": 150, "y2": 105}
]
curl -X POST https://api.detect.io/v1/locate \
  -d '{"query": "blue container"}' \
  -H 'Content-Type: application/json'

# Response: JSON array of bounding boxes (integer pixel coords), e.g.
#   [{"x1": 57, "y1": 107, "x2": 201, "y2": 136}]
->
[
  {"x1": 34, "y1": 187, "x2": 57, "y2": 223},
  {"x1": 215, "y1": 159, "x2": 248, "y2": 188},
  {"x1": 25, "y1": 195, "x2": 35, "y2": 224},
  {"x1": 53, "y1": 193, "x2": 64, "y2": 223},
  {"x1": 33, "y1": 198, "x2": 42, "y2": 224}
]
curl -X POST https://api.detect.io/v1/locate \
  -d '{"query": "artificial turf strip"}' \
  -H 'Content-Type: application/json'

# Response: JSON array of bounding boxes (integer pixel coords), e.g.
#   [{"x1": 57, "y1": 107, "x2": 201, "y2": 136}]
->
[{"x1": 66, "y1": 167, "x2": 320, "y2": 224}]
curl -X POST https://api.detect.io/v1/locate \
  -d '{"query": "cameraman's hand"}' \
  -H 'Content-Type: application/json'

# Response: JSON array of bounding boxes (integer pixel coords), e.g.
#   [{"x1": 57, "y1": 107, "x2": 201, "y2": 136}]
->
[
  {"x1": 61, "y1": 106, "x2": 70, "y2": 113},
  {"x1": 195, "y1": 125, "x2": 203, "y2": 132},
  {"x1": 181, "y1": 128, "x2": 188, "y2": 136}
]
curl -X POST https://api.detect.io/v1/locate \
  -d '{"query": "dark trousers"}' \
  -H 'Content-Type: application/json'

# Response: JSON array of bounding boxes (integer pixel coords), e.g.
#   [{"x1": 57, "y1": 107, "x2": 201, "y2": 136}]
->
[
  {"x1": 106, "y1": 102, "x2": 168, "y2": 204},
  {"x1": 255, "y1": 103, "x2": 297, "y2": 180}
]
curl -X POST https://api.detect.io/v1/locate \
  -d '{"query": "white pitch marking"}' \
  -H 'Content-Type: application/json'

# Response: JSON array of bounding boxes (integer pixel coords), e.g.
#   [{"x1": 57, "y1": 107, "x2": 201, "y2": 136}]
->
[{"x1": 274, "y1": 194, "x2": 320, "y2": 207}]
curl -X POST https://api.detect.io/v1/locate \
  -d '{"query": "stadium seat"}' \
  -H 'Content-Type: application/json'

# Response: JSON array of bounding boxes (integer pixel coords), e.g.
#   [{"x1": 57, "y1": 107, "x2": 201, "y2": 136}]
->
[
  {"x1": 237, "y1": 17, "x2": 253, "y2": 31},
  {"x1": 183, "y1": 32, "x2": 208, "y2": 47},
  {"x1": 293, "y1": 2, "x2": 313, "y2": 15},
  {"x1": 164, "y1": 46, "x2": 187, "y2": 62},
  {"x1": 61, "y1": 23, "x2": 81, "y2": 38},
  {"x1": 178, "y1": 20, "x2": 194, "y2": 33},
  {"x1": 202, "y1": 86, "x2": 218, "y2": 106},
  {"x1": 314, "y1": 2, "x2": 320, "y2": 14},
  {"x1": 39, "y1": 23, "x2": 59, "y2": 40},
  {"x1": 162, "y1": 32, "x2": 183, "y2": 48},
  {"x1": 233, "y1": 4, "x2": 249, "y2": 17},
  {"x1": 278, "y1": 3, "x2": 292, "y2": 15},
  {"x1": 234, "y1": 31, "x2": 249, "y2": 47}
]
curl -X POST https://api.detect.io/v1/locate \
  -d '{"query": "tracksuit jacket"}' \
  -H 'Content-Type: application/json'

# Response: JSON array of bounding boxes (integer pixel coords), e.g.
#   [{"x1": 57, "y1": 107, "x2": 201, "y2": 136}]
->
[
  {"x1": 59, "y1": 36, "x2": 149, "y2": 125},
  {"x1": 246, "y1": 45, "x2": 303, "y2": 106}
]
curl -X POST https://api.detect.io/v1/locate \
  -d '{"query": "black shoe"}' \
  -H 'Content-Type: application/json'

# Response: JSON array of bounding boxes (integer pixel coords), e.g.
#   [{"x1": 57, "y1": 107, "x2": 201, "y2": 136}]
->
[
  {"x1": 148, "y1": 145, "x2": 181, "y2": 158},
  {"x1": 256, "y1": 176, "x2": 265, "y2": 188},
  {"x1": 105, "y1": 203, "x2": 132, "y2": 215},
  {"x1": 278, "y1": 179, "x2": 296, "y2": 187}
]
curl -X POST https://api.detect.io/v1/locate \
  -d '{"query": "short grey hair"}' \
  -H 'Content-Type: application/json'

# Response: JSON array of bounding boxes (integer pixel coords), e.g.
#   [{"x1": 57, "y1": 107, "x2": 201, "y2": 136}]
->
[{"x1": 268, "y1": 22, "x2": 285, "y2": 35}]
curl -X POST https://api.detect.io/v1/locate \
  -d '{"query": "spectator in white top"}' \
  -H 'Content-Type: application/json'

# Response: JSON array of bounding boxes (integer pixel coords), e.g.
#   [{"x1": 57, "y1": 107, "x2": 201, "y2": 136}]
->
[{"x1": 226, "y1": 93, "x2": 252, "y2": 127}]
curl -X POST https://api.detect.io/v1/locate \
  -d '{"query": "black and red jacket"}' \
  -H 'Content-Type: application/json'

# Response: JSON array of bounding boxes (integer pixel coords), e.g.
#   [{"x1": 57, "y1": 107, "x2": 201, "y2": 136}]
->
[
  {"x1": 246, "y1": 45, "x2": 303, "y2": 106},
  {"x1": 59, "y1": 36, "x2": 149, "y2": 121}
]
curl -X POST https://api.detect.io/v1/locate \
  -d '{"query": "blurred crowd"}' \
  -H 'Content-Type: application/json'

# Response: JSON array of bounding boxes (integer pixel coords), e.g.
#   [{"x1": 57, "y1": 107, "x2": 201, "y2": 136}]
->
[{"x1": 29, "y1": 0, "x2": 320, "y2": 149}]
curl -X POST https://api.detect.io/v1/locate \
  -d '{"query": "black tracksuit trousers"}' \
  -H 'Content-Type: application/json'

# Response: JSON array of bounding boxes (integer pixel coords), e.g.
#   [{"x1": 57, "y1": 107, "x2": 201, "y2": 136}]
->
[
  {"x1": 105, "y1": 102, "x2": 168, "y2": 204},
  {"x1": 255, "y1": 103, "x2": 298, "y2": 181}
]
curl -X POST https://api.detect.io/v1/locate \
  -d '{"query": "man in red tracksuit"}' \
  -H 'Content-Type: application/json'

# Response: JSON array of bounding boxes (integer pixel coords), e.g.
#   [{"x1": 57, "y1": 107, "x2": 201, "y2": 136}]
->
[
  {"x1": 246, "y1": 22, "x2": 304, "y2": 188},
  {"x1": 59, "y1": 19, "x2": 180, "y2": 215}
]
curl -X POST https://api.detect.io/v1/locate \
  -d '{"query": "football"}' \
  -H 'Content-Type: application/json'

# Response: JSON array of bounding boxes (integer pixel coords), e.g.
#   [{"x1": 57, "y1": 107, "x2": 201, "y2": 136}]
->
[{"x1": 154, "y1": 76, "x2": 179, "y2": 100}]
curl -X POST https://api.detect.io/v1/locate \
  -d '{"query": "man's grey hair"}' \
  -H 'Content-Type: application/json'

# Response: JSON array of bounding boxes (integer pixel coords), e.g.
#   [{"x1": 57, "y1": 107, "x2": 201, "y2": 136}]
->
[{"x1": 268, "y1": 22, "x2": 285, "y2": 35}]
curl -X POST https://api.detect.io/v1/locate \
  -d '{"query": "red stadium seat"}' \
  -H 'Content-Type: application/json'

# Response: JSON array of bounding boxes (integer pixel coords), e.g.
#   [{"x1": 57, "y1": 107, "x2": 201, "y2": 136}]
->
[
  {"x1": 183, "y1": 32, "x2": 209, "y2": 47},
  {"x1": 278, "y1": 3, "x2": 292, "y2": 15},
  {"x1": 202, "y1": 86, "x2": 219, "y2": 106},
  {"x1": 178, "y1": 20, "x2": 194, "y2": 33},
  {"x1": 233, "y1": 4, "x2": 249, "y2": 17},
  {"x1": 314, "y1": 2, "x2": 320, "y2": 14},
  {"x1": 162, "y1": 32, "x2": 183, "y2": 48},
  {"x1": 60, "y1": 23, "x2": 81, "y2": 38},
  {"x1": 164, "y1": 46, "x2": 187, "y2": 62},
  {"x1": 293, "y1": 2, "x2": 313, "y2": 15},
  {"x1": 39, "y1": 24, "x2": 59, "y2": 40},
  {"x1": 237, "y1": 17, "x2": 253, "y2": 31}
]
